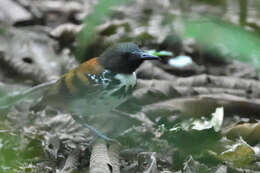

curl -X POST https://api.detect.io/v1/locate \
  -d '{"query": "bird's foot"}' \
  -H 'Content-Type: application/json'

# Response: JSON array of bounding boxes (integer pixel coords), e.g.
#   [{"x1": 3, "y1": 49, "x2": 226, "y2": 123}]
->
[{"x1": 82, "y1": 123, "x2": 113, "y2": 141}]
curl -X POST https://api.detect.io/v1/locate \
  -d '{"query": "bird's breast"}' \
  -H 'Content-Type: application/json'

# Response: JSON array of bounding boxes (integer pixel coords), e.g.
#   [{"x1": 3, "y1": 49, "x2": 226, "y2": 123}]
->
[{"x1": 105, "y1": 72, "x2": 137, "y2": 96}]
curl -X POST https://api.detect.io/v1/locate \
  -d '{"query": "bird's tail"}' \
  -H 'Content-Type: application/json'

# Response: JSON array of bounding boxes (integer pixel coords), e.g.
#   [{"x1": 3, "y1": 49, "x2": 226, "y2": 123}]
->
[{"x1": 0, "y1": 80, "x2": 57, "y2": 110}]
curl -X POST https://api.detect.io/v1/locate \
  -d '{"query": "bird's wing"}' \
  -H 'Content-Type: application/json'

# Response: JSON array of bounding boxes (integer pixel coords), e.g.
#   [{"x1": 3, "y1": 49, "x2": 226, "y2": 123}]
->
[
  {"x1": 32, "y1": 58, "x2": 106, "y2": 109},
  {"x1": 51, "y1": 58, "x2": 105, "y2": 96}
]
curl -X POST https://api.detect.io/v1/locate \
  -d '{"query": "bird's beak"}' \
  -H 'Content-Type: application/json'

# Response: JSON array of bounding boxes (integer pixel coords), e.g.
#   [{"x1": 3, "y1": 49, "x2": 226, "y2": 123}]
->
[{"x1": 138, "y1": 51, "x2": 160, "y2": 60}]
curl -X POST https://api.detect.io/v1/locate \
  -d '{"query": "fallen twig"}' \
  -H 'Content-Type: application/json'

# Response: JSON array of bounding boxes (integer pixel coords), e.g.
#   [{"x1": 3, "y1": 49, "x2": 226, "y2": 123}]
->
[
  {"x1": 108, "y1": 142, "x2": 121, "y2": 173},
  {"x1": 89, "y1": 139, "x2": 112, "y2": 173}
]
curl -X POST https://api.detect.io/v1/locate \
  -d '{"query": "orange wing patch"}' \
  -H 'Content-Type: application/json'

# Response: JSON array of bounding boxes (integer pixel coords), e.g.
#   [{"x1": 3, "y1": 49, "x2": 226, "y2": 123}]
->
[
  {"x1": 76, "y1": 71, "x2": 89, "y2": 86},
  {"x1": 59, "y1": 58, "x2": 104, "y2": 94},
  {"x1": 65, "y1": 69, "x2": 77, "y2": 93},
  {"x1": 46, "y1": 57, "x2": 104, "y2": 96},
  {"x1": 76, "y1": 58, "x2": 103, "y2": 75}
]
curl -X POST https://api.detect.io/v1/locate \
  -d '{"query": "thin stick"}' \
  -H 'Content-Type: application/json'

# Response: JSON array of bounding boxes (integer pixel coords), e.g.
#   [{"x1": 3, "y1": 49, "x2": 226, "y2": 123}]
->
[{"x1": 0, "y1": 80, "x2": 57, "y2": 109}]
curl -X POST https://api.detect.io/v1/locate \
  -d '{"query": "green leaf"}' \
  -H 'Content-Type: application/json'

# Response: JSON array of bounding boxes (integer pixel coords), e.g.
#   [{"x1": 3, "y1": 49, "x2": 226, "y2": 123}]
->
[
  {"x1": 147, "y1": 50, "x2": 173, "y2": 57},
  {"x1": 75, "y1": 0, "x2": 129, "y2": 62},
  {"x1": 219, "y1": 141, "x2": 255, "y2": 168},
  {"x1": 184, "y1": 20, "x2": 260, "y2": 69},
  {"x1": 170, "y1": 107, "x2": 224, "y2": 132},
  {"x1": 192, "y1": 107, "x2": 224, "y2": 132}
]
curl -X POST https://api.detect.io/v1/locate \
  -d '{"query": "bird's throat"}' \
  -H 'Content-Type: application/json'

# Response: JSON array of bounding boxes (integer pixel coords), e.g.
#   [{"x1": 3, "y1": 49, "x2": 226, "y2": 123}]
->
[{"x1": 114, "y1": 72, "x2": 137, "y2": 91}]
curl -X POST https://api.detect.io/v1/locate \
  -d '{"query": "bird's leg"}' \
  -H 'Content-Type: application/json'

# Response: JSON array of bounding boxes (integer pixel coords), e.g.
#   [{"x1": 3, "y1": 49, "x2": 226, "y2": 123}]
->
[
  {"x1": 82, "y1": 123, "x2": 113, "y2": 141},
  {"x1": 74, "y1": 113, "x2": 113, "y2": 141}
]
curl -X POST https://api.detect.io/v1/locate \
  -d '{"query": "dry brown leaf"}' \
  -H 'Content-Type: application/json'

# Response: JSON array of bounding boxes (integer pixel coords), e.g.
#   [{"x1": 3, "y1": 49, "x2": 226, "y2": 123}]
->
[
  {"x1": 130, "y1": 94, "x2": 260, "y2": 118},
  {"x1": 176, "y1": 75, "x2": 260, "y2": 92},
  {"x1": 136, "y1": 61, "x2": 176, "y2": 80},
  {"x1": 137, "y1": 79, "x2": 248, "y2": 98},
  {"x1": 223, "y1": 122, "x2": 260, "y2": 145}
]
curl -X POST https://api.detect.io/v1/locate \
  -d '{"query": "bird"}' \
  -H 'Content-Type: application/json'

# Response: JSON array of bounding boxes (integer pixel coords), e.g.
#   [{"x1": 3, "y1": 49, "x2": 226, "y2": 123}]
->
[
  {"x1": 29, "y1": 42, "x2": 159, "y2": 139},
  {"x1": 32, "y1": 42, "x2": 159, "y2": 113},
  {"x1": 0, "y1": 42, "x2": 159, "y2": 139}
]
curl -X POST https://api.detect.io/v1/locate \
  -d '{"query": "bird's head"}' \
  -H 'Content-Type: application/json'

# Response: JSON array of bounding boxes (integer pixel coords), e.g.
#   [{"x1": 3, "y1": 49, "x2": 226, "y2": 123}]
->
[{"x1": 98, "y1": 42, "x2": 159, "y2": 74}]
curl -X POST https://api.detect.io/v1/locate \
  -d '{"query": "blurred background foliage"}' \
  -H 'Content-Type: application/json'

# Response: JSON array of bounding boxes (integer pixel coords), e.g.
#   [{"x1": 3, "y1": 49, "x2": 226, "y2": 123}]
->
[
  {"x1": 75, "y1": 0, "x2": 129, "y2": 62},
  {"x1": 76, "y1": 0, "x2": 260, "y2": 68},
  {"x1": 184, "y1": 20, "x2": 260, "y2": 68}
]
